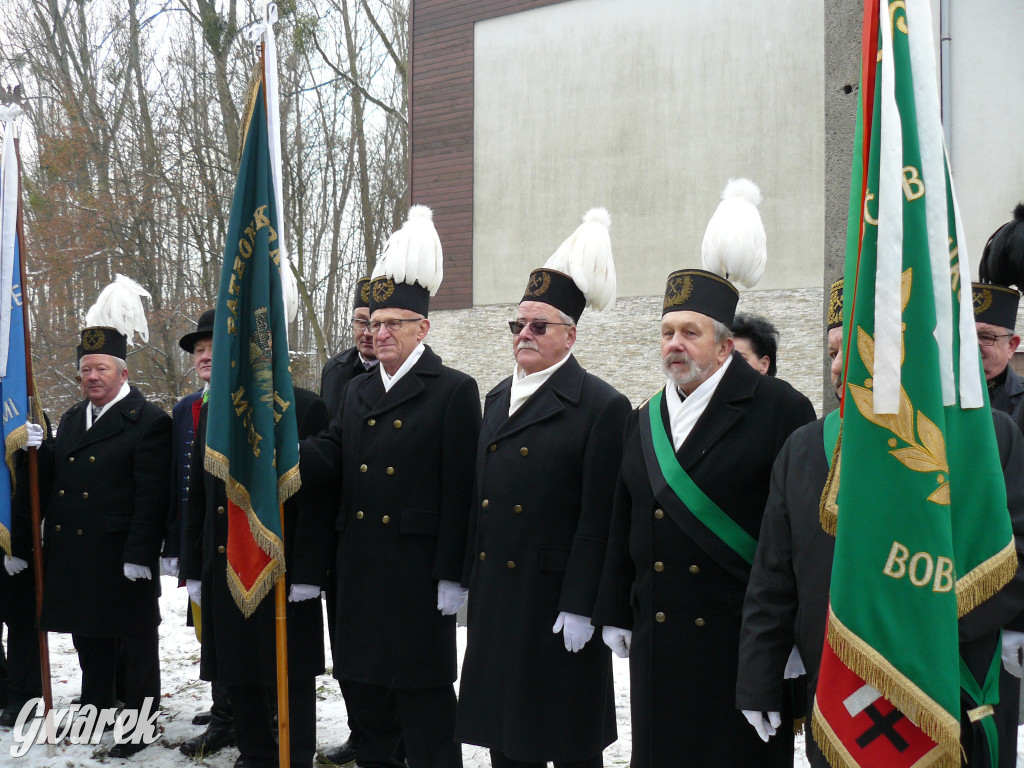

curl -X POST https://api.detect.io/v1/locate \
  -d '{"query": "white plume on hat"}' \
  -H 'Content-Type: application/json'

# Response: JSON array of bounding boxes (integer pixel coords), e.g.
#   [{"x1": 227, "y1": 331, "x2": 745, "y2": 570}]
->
[
  {"x1": 701, "y1": 178, "x2": 766, "y2": 289},
  {"x1": 544, "y1": 207, "x2": 616, "y2": 311},
  {"x1": 84, "y1": 274, "x2": 152, "y2": 346},
  {"x1": 372, "y1": 204, "x2": 443, "y2": 296}
]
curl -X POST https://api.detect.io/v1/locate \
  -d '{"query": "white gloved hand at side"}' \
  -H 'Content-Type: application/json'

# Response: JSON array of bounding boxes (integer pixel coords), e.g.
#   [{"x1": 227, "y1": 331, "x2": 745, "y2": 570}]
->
[
  {"x1": 160, "y1": 557, "x2": 179, "y2": 578},
  {"x1": 1002, "y1": 630, "x2": 1024, "y2": 678},
  {"x1": 602, "y1": 626, "x2": 632, "y2": 658},
  {"x1": 784, "y1": 645, "x2": 806, "y2": 679},
  {"x1": 437, "y1": 579, "x2": 468, "y2": 615},
  {"x1": 552, "y1": 611, "x2": 595, "y2": 652},
  {"x1": 742, "y1": 710, "x2": 782, "y2": 742},
  {"x1": 22, "y1": 422, "x2": 44, "y2": 450},
  {"x1": 186, "y1": 579, "x2": 202, "y2": 607},
  {"x1": 4, "y1": 555, "x2": 28, "y2": 576},
  {"x1": 288, "y1": 584, "x2": 321, "y2": 602},
  {"x1": 123, "y1": 563, "x2": 152, "y2": 581}
]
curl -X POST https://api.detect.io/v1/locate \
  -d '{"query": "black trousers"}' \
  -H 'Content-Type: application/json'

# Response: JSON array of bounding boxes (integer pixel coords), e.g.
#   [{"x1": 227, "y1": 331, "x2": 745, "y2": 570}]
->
[
  {"x1": 229, "y1": 679, "x2": 315, "y2": 768},
  {"x1": 489, "y1": 750, "x2": 603, "y2": 768},
  {"x1": 346, "y1": 680, "x2": 460, "y2": 768},
  {"x1": 73, "y1": 627, "x2": 159, "y2": 712},
  {"x1": 1, "y1": 619, "x2": 41, "y2": 707}
]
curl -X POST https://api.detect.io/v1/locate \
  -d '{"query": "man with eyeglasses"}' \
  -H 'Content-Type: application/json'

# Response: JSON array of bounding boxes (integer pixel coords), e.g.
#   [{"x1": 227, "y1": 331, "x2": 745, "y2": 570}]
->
[
  {"x1": 300, "y1": 206, "x2": 480, "y2": 768},
  {"x1": 457, "y1": 209, "x2": 628, "y2": 768},
  {"x1": 319, "y1": 276, "x2": 378, "y2": 767}
]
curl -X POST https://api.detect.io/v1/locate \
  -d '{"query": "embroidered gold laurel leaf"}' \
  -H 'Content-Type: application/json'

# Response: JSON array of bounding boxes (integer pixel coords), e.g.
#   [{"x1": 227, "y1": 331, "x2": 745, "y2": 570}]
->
[
  {"x1": 857, "y1": 327, "x2": 875, "y2": 377},
  {"x1": 916, "y1": 410, "x2": 948, "y2": 471},
  {"x1": 901, "y1": 268, "x2": 912, "y2": 311},
  {"x1": 889, "y1": 447, "x2": 946, "y2": 473},
  {"x1": 894, "y1": 386, "x2": 914, "y2": 445},
  {"x1": 928, "y1": 483, "x2": 951, "y2": 505}
]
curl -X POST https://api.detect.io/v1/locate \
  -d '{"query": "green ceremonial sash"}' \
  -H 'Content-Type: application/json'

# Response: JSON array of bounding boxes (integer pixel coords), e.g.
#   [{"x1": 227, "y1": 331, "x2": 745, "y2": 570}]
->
[
  {"x1": 958, "y1": 639, "x2": 1002, "y2": 767},
  {"x1": 644, "y1": 389, "x2": 757, "y2": 566},
  {"x1": 823, "y1": 408, "x2": 841, "y2": 469}
]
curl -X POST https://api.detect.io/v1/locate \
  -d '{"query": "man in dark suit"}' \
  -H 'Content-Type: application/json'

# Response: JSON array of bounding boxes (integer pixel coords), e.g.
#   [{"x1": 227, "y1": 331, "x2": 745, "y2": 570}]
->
[
  {"x1": 319, "y1": 277, "x2": 377, "y2": 767},
  {"x1": 29, "y1": 325, "x2": 171, "y2": 757},
  {"x1": 301, "y1": 205, "x2": 480, "y2": 768},
  {"x1": 592, "y1": 269, "x2": 815, "y2": 768},
  {"x1": 456, "y1": 209, "x2": 628, "y2": 768},
  {"x1": 180, "y1": 386, "x2": 332, "y2": 768}
]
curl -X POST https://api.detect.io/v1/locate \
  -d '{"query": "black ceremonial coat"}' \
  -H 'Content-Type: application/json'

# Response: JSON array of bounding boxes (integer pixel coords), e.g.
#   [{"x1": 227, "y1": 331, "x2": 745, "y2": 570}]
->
[
  {"x1": 737, "y1": 411, "x2": 1024, "y2": 768},
  {"x1": 300, "y1": 344, "x2": 481, "y2": 689},
  {"x1": 456, "y1": 355, "x2": 630, "y2": 762},
  {"x1": 591, "y1": 356, "x2": 815, "y2": 768},
  {"x1": 320, "y1": 346, "x2": 374, "y2": 418},
  {"x1": 36, "y1": 387, "x2": 171, "y2": 637},
  {"x1": 179, "y1": 387, "x2": 332, "y2": 686},
  {"x1": 989, "y1": 364, "x2": 1024, "y2": 434}
]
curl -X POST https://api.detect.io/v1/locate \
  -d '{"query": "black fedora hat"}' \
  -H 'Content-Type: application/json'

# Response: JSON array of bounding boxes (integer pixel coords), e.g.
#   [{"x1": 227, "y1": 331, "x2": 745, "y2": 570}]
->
[{"x1": 179, "y1": 309, "x2": 215, "y2": 353}]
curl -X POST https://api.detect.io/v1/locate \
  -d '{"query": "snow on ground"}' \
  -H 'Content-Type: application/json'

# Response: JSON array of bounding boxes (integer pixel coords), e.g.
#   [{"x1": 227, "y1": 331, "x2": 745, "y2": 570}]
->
[{"x1": 0, "y1": 574, "x2": 844, "y2": 767}]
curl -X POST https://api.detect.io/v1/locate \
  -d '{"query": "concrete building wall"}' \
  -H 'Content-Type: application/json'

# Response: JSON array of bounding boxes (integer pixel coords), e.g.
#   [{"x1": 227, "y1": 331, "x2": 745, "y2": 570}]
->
[{"x1": 472, "y1": 0, "x2": 826, "y2": 305}]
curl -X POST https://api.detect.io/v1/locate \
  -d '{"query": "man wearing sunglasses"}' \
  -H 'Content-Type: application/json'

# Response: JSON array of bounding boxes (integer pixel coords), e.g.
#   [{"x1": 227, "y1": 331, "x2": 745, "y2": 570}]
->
[
  {"x1": 300, "y1": 206, "x2": 480, "y2": 768},
  {"x1": 457, "y1": 209, "x2": 628, "y2": 768}
]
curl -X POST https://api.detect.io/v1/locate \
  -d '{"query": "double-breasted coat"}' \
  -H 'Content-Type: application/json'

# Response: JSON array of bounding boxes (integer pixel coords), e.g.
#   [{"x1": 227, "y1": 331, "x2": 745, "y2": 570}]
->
[
  {"x1": 35, "y1": 387, "x2": 171, "y2": 637},
  {"x1": 162, "y1": 389, "x2": 203, "y2": 563},
  {"x1": 456, "y1": 355, "x2": 630, "y2": 762},
  {"x1": 179, "y1": 387, "x2": 333, "y2": 686},
  {"x1": 320, "y1": 345, "x2": 372, "y2": 418},
  {"x1": 990, "y1": 364, "x2": 1024, "y2": 434},
  {"x1": 592, "y1": 355, "x2": 815, "y2": 768},
  {"x1": 300, "y1": 344, "x2": 481, "y2": 689}
]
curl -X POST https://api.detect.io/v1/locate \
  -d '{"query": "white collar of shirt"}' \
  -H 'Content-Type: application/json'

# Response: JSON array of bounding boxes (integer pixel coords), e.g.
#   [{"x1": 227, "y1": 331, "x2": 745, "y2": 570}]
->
[
  {"x1": 508, "y1": 352, "x2": 572, "y2": 417},
  {"x1": 380, "y1": 342, "x2": 425, "y2": 392},
  {"x1": 665, "y1": 355, "x2": 733, "y2": 451},
  {"x1": 358, "y1": 352, "x2": 379, "y2": 370},
  {"x1": 86, "y1": 381, "x2": 131, "y2": 430}
]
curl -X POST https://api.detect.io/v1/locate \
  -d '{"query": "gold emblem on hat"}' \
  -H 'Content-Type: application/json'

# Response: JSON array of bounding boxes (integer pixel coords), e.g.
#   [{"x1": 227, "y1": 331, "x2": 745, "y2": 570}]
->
[
  {"x1": 372, "y1": 277, "x2": 395, "y2": 303},
  {"x1": 360, "y1": 281, "x2": 371, "y2": 304},
  {"x1": 973, "y1": 288, "x2": 992, "y2": 316},
  {"x1": 82, "y1": 329, "x2": 106, "y2": 351},
  {"x1": 828, "y1": 281, "x2": 844, "y2": 327},
  {"x1": 663, "y1": 275, "x2": 693, "y2": 309},
  {"x1": 525, "y1": 271, "x2": 551, "y2": 298}
]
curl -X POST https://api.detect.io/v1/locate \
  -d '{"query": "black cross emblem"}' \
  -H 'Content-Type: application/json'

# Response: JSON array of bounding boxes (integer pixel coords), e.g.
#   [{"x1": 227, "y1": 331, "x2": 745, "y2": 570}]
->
[{"x1": 855, "y1": 704, "x2": 909, "y2": 751}]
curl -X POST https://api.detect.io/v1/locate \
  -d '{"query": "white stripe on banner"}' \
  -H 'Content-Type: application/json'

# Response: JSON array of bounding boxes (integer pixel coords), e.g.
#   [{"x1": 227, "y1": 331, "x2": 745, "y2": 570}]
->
[
  {"x1": 0, "y1": 114, "x2": 21, "y2": 378},
  {"x1": 905, "y1": 0, "x2": 955, "y2": 405},
  {"x1": 949, "y1": 165, "x2": 983, "y2": 408},
  {"x1": 874, "y1": 0, "x2": 904, "y2": 415}
]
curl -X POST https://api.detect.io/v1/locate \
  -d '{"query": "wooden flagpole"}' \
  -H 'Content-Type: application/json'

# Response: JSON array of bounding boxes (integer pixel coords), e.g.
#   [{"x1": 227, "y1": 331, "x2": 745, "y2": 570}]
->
[
  {"x1": 275, "y1": 539, "x2": 290, "y2": 768},
  {"x1": 14, "y1": 124, "x2": 55, "y2": 734}
]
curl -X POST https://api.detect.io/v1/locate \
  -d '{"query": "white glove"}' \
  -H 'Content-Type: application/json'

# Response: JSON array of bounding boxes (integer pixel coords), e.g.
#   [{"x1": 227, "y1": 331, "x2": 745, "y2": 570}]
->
[
  {"x1": 552, "y1": 611, "x2": 595, "y2": 653},
  {"x1": 22, "y1": 422, "x2": 44, "y2": 450},
  {"x1": 4, "y1": 555, "x2": 28, "y2": 576},
  {"x1": 1002, "y1": 630, "x2": 1024, "y2": 678},
  {"x1": 437, "y1": 579, "x2": 468, "y2": 616},
  {"x1": 784, "y1": 645, "x2": 806, "y2": 679},
  {"x1": 123, "y1": 563, "x2": 152, "y2": 581},
  {"x1": 742, "y1": 710, "x2": 782, "y2": 742},
  {"x1": 288, "y1": 584, "x2": 321, "y2": 602},
  {"x1": 602, "y1": 625, "x2": 632, "y2": 658},
  {"x1": 186, "y1": 579, "x2": 202, "y2": 607},
  {"x1": 160, "y1": 557, "x2": 179, "y2": 578}
]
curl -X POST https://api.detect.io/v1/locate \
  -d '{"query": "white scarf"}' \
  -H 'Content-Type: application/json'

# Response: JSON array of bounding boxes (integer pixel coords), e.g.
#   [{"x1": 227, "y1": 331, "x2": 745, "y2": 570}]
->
[
  {"x1": 86, "y1": 381, "x2": 131, "y2": 430},
  {"x1": 380, "y1": 342, "x2": 425, "y2": 393},
  {"x1": 664, "y1": 355, "x2": 732, "y2": 451},
  {"x1": 508, "y1": 352, "x2": 572, "y2": 417}
]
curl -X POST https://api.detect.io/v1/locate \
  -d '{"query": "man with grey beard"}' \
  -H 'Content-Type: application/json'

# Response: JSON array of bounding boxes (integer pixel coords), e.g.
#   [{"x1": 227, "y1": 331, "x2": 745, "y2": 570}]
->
[{"x1": 592, "y1": 268, "x2": 814, "y2": 768}]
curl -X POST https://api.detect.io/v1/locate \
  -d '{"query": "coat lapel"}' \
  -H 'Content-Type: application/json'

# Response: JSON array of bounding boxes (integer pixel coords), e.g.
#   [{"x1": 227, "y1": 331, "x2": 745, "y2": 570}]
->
[
  {"x1": 674, "y1": 354, "x2": 758, "y2": 471},
  {"x1": 489, "y1": 356, "x2": 584, "y2": 443},
  {"x1": 70, "y1": 388, "x2": 144, "y2": 452},
  {"x1": 359, "y1": 345, "x2": 440, "y2": 418}
]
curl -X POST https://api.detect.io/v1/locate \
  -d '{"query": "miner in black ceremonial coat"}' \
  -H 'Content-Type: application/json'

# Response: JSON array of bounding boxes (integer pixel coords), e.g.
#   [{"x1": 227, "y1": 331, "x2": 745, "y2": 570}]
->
[
  {"x1": 300, "y1": 205, "x2": 480, "y2": 768},
  {"x1": 318, "y1": 276, "x2": 378, "y2": 768},
  {"x1": 457, "y1": 209, "x2": 629, "y2": 768},
  {"x1": 591, "y1": 180, "x2": 815, "y2": 768},
  {"x1": 31, "y1": 322, "x2": 171, "y2": 758},
  {"x1": 180, "y1": 386, "x2": 331, "y2": 768}
]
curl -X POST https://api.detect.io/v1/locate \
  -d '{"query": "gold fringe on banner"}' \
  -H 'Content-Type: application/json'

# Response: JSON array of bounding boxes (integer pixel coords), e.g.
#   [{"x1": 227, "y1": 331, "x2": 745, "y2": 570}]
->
[
  {"x1": 811, "y1": 700, "x2": 948, "y2": 768},
  {"x1": 825, "y1": 609, "x2": 960, "y2": 768},
  {"x1": 820, "y1": 424, "x2": 842, "y2": 536},
  {"x1": 956, "y1": 539, "x2": 1018, "y2": 617}
]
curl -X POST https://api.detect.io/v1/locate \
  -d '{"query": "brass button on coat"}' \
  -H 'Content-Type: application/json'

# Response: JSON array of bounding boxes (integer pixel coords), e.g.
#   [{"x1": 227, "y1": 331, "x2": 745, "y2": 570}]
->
[
  {"x1": 393, "y1": 420, "x2": 402, "y2": 428},
  {"x1": 368, "y1": 418, "x2": 376, "y2": 426},
  {"x1": 654, "y1": 508, "x2": 664, "y2": 519},
  {"x1": 489, "y1": 444, "x2": 497, "y2": 452},
  {"x1": 688, "y1": 565, "x2": 700, "y2": 574},
  {"x1": 356, "y1": 511, "x2": 364, "y2": 519},
  {"x1": 55, "y1": 525, "x2": 61, "y2": 532},
  {"x1": 479, "y1": 552, "x2": 486, "y2": 561},
  {"x1": 81, "y1": 492, "x2": 89, "y2": 500},
  {"x1": 382, "y1": 515, "x2": 391, "y2": 524},
  {"x1": 68, "y1": 457, "x2": 74, "y2": 463},
  {"x1": 481, "y1": 499, "x2": 489, "y2": 508},
  {"x1": 520, "y1": 447, "x2": 528, "y2": 456},
  {"x1": 694, "y1": 618, "x2": 706, "y2": 627},
  {"x1": 76, "y1": 529, "x2": 83, "y2": 536},
  {"x1": 360, "y1": 464, "x2": 368, "y2": 472},
  {"x1": 654, "y1": 561, "x2": 664, "y2": 572},
  {"x1": 217, "y1": 506, "x2": 225, "y2": 515},
  {"x1": 655, "y1": 611, "x2": 666, "y2": 623},
  {"x1": 89, "y1": 456, "x2": 95, "y2": 463},
  {"x1": 506, "y1": 560, "x2": 516, "y2": 569},
  {"x1": 386, "y1": 467, "x2": 395, "y2": 475},
  {"x1": 513, "y1": 505, "x2": 522, "y2": 513},
  {"x1": 58, "y1": 490, "x2": 64, "y2": 497},
  {"x1": 218, "y1": 545, "x2": 226, "y2": 553}
]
